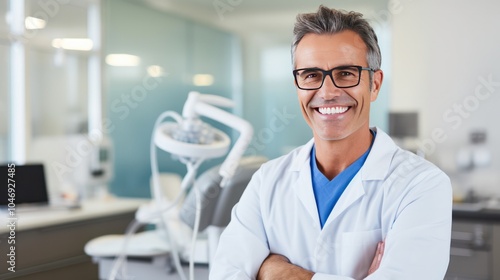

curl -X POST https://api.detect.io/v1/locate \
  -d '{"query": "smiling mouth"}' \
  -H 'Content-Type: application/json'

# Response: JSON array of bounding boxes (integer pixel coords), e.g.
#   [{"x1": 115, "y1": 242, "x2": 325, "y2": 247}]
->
[{"x1": 317, "y1": 106, "x2": 350, "y2": 115}]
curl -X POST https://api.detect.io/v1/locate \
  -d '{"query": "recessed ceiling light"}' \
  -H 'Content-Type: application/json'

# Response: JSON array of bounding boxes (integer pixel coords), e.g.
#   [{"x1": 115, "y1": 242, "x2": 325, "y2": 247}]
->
[
  {"x1": 25, "y1": 16, "x2": 46, "y2": 30},
  {"x1": 52, "y1": 38, "x2": 93, "y2": 51},
  {"x1": 193, "y1": 74, "x2": 214, "y2": 86},
  {"x1": 105, "y1": 54, "x2": 141, "y2": 66},
  {"x1": 147, "y1": 65, "x2": 165, "y2": 77}
]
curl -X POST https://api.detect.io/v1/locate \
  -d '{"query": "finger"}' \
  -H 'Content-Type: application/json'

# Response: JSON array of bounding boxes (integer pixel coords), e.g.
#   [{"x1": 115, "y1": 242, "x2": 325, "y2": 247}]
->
[
  {"x1": 378, "y1": 241, "x2": 385, "y2": 261},
  {"x1": 368, "y1": 242, "x2": 382, "y2": 274},
  {"x1": 372, "y1": 242, "x2": 384, "y2": 270}
]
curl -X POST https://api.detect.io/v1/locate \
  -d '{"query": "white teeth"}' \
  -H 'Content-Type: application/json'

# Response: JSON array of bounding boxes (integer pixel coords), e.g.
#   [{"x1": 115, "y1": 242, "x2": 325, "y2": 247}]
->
[{"x1": 318, "y1": 106, "x2": 348, "y2": 115}]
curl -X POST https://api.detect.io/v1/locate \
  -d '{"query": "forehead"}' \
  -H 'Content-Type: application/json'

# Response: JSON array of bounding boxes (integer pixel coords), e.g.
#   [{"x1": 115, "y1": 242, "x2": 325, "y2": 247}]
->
[{"x1": 294, "y1": 30, "x2": 368, "y2": 68}]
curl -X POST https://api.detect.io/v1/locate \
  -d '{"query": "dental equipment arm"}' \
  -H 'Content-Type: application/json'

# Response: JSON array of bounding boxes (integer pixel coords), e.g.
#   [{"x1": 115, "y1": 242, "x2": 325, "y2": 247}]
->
[
  {"x1": 182, "y1": 92, "x2": 253, "y2": 187},
  {"x1": 123, "y1": 91, "x2": 252, "y2": 280}
]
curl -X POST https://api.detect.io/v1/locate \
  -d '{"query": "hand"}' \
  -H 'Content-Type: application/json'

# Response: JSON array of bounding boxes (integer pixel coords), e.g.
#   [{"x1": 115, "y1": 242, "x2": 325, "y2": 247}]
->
[
  {"x1": 257, "y1": 254, "x2": 314, "y2": 280},
  {"x1": 368, "y1": 241, "x2": 385, "y2": 275}
]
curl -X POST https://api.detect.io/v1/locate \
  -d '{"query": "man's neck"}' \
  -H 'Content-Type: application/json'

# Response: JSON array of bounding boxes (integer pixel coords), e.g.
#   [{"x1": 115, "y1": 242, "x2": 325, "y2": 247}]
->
[{"x1": 314, "y1": 127, "x2": 373, "y2": 180}]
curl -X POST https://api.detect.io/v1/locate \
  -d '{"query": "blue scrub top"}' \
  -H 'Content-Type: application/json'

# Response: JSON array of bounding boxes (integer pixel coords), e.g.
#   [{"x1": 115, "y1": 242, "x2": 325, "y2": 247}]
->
[{"x1": 310, "y1": 130, "x2": 375, "y2": 228}]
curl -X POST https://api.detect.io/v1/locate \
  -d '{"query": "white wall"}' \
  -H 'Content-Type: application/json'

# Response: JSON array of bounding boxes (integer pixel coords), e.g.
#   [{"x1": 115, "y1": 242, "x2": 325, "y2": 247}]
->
[{"x1": 392, "y1": 0, "x2": 500, "y2": 197}]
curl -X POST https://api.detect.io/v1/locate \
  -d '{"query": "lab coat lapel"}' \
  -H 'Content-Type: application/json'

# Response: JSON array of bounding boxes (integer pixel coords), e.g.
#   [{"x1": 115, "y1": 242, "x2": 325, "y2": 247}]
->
[
  {"x1": 289, "y1": 128, "x2": 395, "y2": 229},
  {"x1": 291, "y1": 139, "x2": 321, "y2": 227},
  {"x1": 323, "y1": 173, "x2": 365, "y2": 228},
  {"x1": 322, "y1": 127, "x2": 395, "y2": 227},
  {"x1": 295, "y1": 163, "x2": 321, "y2": 227}
]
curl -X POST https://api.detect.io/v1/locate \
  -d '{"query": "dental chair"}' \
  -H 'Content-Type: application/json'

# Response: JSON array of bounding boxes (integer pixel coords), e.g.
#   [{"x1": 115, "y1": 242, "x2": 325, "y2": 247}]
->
[
  {"x1": 84, "y1": 173, "x2": 183, "y2": 279},
  {"x1": 179, "y1": 156, "x2": 267, "y2": 264},
  {"x1": 84, "y1": 156, "x2": 267, "y2": 280}
]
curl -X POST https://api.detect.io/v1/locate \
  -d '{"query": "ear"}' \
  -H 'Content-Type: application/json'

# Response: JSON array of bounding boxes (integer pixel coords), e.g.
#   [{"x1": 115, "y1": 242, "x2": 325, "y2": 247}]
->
[{"x1": 370, "y1": 70, "x2": 384, "y2": 102}]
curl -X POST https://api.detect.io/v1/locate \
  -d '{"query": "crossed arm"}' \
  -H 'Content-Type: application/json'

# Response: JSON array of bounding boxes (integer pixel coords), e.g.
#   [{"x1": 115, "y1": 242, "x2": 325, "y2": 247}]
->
[
  {"x1": 256, "y1": 242, "x2": 385, "y2": 280},
  {"x1": 210, "y1": 165, "x2": 452, "y2": 280}
]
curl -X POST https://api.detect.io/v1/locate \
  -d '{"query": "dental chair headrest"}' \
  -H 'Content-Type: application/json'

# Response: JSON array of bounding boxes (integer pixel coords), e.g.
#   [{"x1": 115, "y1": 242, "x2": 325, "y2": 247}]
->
[{"x1": 179, "y1": 156, "x2": 267, "y2": 231}]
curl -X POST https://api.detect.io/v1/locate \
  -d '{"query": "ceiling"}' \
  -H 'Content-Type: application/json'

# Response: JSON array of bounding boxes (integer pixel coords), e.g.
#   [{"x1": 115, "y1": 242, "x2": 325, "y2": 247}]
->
[
  {"x1": 1, "y1": 0, "x2": 389, "y2": 50},
  {"x1": 0, "y1": 0, "x2": 95, "y2": 49},
  {"x1": 135, "y1": 0, "x2": 389, "y2": 39}
]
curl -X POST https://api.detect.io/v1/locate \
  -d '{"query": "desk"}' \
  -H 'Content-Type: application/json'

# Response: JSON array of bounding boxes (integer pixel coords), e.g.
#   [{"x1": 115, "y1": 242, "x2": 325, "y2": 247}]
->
[{"x1": 0, "y1": 198, "x2": 147, "y2": 280}]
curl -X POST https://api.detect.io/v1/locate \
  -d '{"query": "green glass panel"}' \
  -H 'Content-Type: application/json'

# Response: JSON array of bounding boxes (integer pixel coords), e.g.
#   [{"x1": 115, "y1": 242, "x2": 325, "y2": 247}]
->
[{"x1": 106, "y1": 0, "x2": 239, "y2": 197}]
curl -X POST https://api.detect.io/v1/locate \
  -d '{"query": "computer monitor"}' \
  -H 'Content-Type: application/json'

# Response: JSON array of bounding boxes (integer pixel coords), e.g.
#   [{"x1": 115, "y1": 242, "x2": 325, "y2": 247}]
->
[
  {"x1": 1, "y1": 163, "x2": 49, "y2": 206},
  {"x1": 388, "y1": 112, "x2": 419, "y2": 138}
]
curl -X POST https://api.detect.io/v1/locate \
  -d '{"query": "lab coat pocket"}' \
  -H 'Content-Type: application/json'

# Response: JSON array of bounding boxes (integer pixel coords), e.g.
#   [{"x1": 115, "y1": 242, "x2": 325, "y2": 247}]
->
[{"x1": 340, "y1": 229, "x2": 381, "y2": 279}]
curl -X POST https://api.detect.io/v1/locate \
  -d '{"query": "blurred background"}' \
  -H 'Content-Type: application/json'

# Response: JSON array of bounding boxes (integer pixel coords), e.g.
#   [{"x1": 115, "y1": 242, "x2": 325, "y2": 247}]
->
[
  {"x1": 1, "y1": 0, "x2": 499, "y2": 201},
  {"x1": 2, "y1": 1, "x2": 500, "y2": 279}
]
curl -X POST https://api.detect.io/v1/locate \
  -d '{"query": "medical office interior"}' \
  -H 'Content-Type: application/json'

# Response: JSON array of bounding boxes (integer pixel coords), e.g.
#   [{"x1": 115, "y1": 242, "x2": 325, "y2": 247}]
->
[{"x1": 0, "y1": 0, "x2": 499, "y2": 279}]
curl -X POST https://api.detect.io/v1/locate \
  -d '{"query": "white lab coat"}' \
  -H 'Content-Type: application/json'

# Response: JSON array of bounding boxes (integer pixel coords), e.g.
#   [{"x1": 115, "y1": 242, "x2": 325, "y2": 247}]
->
[{"x1": 210, "y1": 127, "x2": 452, "y2": 280}]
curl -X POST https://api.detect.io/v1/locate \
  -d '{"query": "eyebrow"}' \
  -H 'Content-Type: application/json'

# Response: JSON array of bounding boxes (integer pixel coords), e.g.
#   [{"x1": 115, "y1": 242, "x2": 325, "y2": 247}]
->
[{"x1": 295, "y1": 64, "x2": 361, "y2": 70}]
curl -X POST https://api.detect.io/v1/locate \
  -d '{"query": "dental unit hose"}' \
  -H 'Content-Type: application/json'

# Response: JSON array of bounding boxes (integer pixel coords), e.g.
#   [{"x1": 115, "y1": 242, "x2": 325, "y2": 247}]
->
[{"x1": 109, "y1": 92, "x2": 253, "y2": 280}]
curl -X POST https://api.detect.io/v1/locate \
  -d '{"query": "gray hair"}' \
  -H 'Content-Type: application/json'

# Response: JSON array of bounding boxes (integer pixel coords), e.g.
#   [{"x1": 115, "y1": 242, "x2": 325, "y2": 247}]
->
[{"x1": 292, "y1": 5, "x2": 381, "y2": 71}]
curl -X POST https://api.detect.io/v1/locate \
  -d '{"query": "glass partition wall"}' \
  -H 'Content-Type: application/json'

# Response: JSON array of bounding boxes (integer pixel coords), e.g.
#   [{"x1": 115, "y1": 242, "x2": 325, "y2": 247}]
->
[
  {"x1": 2, "y1": 0, "x2": 102, "y2": 163},
  {"x1": 0, "y1": 44, "x2": 7, "y2": 162},
  {"x1": 0, "y1": 2, "x2": 10, "y2": 162}
]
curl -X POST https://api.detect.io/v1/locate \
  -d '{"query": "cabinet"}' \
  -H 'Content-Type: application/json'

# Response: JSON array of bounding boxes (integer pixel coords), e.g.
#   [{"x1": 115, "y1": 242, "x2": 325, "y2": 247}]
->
[
  {"x1": 0, "y1": 198, "x2": 146, "y2": 279},
  {"x1": 494, "y1": 224, "x2": 500, "y2": 280},
  {"x1": 447, "y1": 212, "x2": 500, "y2": 280}
]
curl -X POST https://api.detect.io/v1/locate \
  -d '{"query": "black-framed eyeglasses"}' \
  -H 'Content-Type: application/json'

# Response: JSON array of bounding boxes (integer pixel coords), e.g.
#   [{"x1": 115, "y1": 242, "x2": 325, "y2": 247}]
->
[{"x1": 293, "y1": 65, "x2": 375, "y2": 90}]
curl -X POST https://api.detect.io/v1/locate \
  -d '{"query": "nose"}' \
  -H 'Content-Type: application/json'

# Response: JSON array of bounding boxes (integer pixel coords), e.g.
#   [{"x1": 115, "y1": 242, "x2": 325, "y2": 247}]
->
[{"x1": 318, "y1": 74, "x2": 342, "y2": 100}]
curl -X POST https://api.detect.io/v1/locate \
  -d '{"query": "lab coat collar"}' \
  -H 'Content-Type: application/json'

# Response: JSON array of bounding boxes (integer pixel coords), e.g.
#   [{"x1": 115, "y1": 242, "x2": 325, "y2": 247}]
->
[
  {"x1": 290, "y1": 127, "x2": 397, "y2": 182},
  {"x1": 361, "y1": 127, "x2": 397, "y2": 181},
  {"x1": 290, "y1": 138, "x2": 315, "y2": 172},
  {"x1": 290, "y1": 127, "x2": 398, "y2": 228}
]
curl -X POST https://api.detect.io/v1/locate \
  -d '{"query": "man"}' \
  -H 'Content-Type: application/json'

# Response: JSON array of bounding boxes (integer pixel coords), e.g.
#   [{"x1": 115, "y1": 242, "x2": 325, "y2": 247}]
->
[{"x1": 210, "y1": 6, "x2": 452, "y2": 280}]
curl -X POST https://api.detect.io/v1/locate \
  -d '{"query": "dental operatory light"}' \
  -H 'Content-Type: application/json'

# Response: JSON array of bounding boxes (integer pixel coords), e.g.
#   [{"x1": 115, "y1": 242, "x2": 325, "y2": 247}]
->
[
  {"x1": 110, "y1": 91, "x2": 253, "y2": 280},
  {"x1": 151, "y1": 91, "x2": 252, "y2": 183}
]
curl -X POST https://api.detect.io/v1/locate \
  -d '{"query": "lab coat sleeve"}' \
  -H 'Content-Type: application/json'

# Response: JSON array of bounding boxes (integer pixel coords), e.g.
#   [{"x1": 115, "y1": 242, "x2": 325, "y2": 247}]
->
[
  {"x1": 365, "y1": 169, "x2": 452, "y2": 280},
  {"x1": 314, "y1": 168, "x2": 452, "y2": 280},
  {"x1": 209, "y1": 168, "x2": 270, "y2": 280}
]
